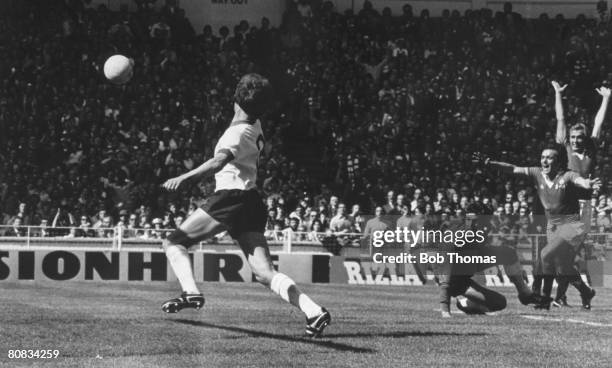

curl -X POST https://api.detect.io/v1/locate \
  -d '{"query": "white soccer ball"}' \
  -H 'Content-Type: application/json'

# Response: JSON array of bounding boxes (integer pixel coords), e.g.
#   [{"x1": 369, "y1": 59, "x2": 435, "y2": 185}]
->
[{"x1": 103, "y1": 54, "x2": 134, "y2": 84}]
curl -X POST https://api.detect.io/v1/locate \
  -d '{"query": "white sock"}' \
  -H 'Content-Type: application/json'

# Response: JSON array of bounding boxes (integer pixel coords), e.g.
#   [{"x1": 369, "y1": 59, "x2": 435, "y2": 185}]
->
[
  {"x1": 270, "y1": 273, "x2": 322, "y2": 319},
  {"x1": 165, "y1": 245, "x2": 200, "y2": 294}
]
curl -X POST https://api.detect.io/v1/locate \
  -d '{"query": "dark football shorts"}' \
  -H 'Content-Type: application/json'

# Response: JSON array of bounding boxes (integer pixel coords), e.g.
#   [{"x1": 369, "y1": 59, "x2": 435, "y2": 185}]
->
[
  {"x1": 547, "y1": 221, "x2": 586, "y2": 250},
  {"x1": 200, "y1": 189, "x2": 267, "y2": 238}
]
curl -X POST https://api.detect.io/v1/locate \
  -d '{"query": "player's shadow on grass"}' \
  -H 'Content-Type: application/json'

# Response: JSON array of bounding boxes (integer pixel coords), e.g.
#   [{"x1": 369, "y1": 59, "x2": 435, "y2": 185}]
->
[
  {"x1": 324, "y1": 331, "x2": 488, "y2": 338},
  {"x1": 173, "y1": 319, "x2": 375, "y2": 353}
]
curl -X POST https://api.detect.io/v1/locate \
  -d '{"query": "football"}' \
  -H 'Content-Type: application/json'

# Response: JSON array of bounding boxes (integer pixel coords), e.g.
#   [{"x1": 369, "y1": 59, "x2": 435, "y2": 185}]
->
[{"x1": 103, "y1": 54, "x2": 134, "y2": 84}]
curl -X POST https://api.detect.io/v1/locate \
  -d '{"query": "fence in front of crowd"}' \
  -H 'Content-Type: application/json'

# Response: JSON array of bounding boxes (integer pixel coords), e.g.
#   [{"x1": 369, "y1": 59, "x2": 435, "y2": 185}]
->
[
  {"x1": 0, "y1": 225, "x2": 609, "y2": 261},
  {"x1": 0, "y1": 225, "x2": 366, "y2": 254}
]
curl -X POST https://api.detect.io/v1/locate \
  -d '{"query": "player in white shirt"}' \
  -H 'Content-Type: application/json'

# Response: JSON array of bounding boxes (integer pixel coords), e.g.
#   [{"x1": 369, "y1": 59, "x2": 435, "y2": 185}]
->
[{"x1": 161, "y1": 74, "x2": 330, "y2": 337}]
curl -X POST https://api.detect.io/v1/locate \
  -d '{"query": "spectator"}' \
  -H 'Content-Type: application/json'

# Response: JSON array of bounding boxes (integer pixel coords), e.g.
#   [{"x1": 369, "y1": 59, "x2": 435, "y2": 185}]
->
[
  {"x1": 31, "y1": 219, "x2": 50, "y2": 238},
  {"x1": 97, "y1": 216, "x2": 114, "y2": 238},
  {"x1": 302, "y1": 210, "x2": 319, "y2": 232},
  {"x1": 382, "y1": 191, "x2": 395, "y2": 214},
  {"x1": 328, "y1": 196, "x2": 339, "y2": 217},
  {"x1": 173, "y1": 215, "x2": 184, "y2": 228},
  {"x1": 6, "y1": 217, "x2": 25, "y2": 237},
  {"x1": 10, "y1": 203, "x2": 31, "y2": 226},
  {"x1": 162, "y1": 212, "x2": 174, "y2": 229},
  {"x1": 63, "y1": 227, "x2": 77, "y2": 238},
  {"x1": 126, "y1": 213, "x2": 139, "y2": 238},
  {"x1": 140, "y1": 223, "x2": 154, "y2": 240},
  {"x1": 92, "y1": 210, "x2": 107, "y2": 229},
  {"x1": 289, "y1": 205, "x2": 305, "y2": 222},
  {"x1": 348, "y1": 204, "x2": 365, "y2": 233},
  {"x1": 151, "y1": 218, "x2": 165, "y2": 239},
  {"x1": 118, "y1": 210, "x2": 129, "y2": 228},
  {"x1": 266, "y1": 221, "x2": 285, "y2": 242},
  {"x1": 52, "y1": 206, "x2": 75, "y2": 235},
  {"x1": 363, "y1": 206, "x2": 389, "y2": 248},
  {"x1": 283, "y1": 217, "x2": 302, "y2": 242},
  {"x1": 76, "y1": 215, "x2": 92, "y2": 237},
  {"x1": 329, "y1": 203, "x2": 353, "y2": 246},
  {"x1": 410, "y1": 189, "x2": 422, "y2": 212},
  {"x1": 307, "y1": 220, "x2": 325, "y2": 242}
]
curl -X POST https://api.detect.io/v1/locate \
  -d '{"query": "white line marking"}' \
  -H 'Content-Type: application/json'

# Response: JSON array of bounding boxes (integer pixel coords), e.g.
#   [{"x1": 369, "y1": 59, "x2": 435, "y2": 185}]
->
[{"x1": 521, "y1": 315, "x2": 612, "y2": 327}]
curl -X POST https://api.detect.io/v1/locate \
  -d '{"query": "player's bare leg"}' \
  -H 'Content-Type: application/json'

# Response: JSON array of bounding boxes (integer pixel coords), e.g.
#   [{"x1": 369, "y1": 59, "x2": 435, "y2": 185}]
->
[
  {"x1": 162, "y1": 209, "x2": 225, "y2": 313},
  {"x1": 236, "y1": 232, "x2": 330, "y2": 337}
]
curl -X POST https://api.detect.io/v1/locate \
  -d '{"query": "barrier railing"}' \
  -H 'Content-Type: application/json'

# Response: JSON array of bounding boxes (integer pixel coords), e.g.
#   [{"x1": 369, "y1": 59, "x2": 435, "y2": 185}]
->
[
  {"x1": 0, "y1": 225, "x2": 364, "y2": 252},
  {"x1": 0, "y1": 225, "x2": 609, "y2": 259}
]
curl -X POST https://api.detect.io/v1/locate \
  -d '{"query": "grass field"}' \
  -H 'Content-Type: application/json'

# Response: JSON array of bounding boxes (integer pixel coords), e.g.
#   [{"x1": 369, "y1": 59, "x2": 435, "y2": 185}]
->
[{"x1": 0, "y1": 281, "x2": 611, "y2": 368}]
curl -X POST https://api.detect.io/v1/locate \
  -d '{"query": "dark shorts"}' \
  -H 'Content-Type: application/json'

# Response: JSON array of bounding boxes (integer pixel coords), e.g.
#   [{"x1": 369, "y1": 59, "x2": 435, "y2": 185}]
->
[
  {"x1": 547, "y1": 221, "x2": 586, "y2": 250},
  {"x1": 201, "y1": 189, "x2": 267, "y2": 238}
]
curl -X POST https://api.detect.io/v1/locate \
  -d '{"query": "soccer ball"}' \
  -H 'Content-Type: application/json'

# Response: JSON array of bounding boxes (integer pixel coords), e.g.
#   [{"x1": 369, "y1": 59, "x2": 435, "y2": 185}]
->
[{"x1": 103, "y1": 55, "x2": 134, "y2": 84}]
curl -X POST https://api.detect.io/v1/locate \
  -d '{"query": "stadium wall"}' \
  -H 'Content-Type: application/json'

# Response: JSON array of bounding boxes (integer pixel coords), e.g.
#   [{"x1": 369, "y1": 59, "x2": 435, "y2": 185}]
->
[
  {"x1": 88, "y1": 0, "x2": 601, "y2": 35},
  {"x1": 178, "y1": 0, "x2": 286, "y2": 34},
  {"x1": 0, "y1": 249, "x2": 330, "y2": 284},
  {"x1": 329, "y1": 256, "x2": 612, "y2": 288},
  {"x1": 88, "y1": 0, "x2": 286, "y2": 33},
  {"x1": 1, "y1": 248, "x2": 611, "y2": 288},
  {"x1": 332, "y1": 0, "x2": 602, "y2": 18}
]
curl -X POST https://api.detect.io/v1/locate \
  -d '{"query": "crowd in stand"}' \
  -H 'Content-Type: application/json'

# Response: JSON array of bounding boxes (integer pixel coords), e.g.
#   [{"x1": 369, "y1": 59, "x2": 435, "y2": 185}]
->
[{"x1": 1, "y1": 0, "x2": 612, "y2": 250}]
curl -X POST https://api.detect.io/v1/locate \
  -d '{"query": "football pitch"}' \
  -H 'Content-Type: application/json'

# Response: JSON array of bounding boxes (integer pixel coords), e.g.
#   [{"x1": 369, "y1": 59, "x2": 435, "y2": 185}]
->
[{"x1": 1, "y1": 282, "x2": 611, "y2": 368}]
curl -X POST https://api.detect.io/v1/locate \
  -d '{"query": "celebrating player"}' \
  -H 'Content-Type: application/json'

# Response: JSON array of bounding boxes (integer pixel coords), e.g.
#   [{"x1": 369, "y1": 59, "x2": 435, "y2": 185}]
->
[
  {"x1": 473, "y1": 147, "x2": 600, "y2": 309},
  {"x1": 539, "y1": 81, "x2": 609, "y2": 308},
  {"x1": 160, "y1": 74, "x2": 331, "y2": 337}
]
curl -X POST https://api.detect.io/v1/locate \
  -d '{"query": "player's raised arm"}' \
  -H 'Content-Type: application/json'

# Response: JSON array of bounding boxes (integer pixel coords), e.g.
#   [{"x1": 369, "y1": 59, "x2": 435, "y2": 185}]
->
[
  {"x1": 472, "y1": 152, "x2": 527, "y2": 175},
  {"x1": 162, "y1": 151, "x2": 234, "y2": 191},
  {"x1": 552, "y1": 81, "x2": 568, "y2": 144},
  {"x1": 592, "y1": 86, "x2": 611, "y2": 139}
]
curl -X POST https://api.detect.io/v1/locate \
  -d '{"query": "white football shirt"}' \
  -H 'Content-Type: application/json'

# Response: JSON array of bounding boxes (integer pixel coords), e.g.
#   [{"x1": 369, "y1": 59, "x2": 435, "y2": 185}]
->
[{"x1": 214, "y1": 120, "x2": 264, "y2": 191}]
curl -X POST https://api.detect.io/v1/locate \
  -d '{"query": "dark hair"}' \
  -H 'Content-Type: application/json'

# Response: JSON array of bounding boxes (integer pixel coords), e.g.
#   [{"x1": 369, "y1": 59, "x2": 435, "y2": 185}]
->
[
  {"x1": 543, "y1": 143, "x2": 568, "y2": 171},
  {"x1": 310, "y1": 220, "x2": 322, "y2": 230},
  {"x1": 415, "y1": 205, "x2": 426, "y2": 215},
  {"x1": 234, "y1": 73, "x2": 273, "y2": 118}
]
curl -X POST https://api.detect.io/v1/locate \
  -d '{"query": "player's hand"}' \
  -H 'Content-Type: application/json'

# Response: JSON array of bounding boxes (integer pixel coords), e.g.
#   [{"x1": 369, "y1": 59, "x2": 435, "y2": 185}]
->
[
  {"x1": 596, "y1": 86, "x2": 611, "y2": 98},
  {"x1": 162, "y1": 176, "x2": 186, "y2": 191},
  {"x1": 589, "y1": 178, "x2": 602, "y2": 191},
  {"x1": 551, "y1": 81, "x2": 567, "y2": 94},
  {"x1": 471, "y1": 152, "x2": 490, "y2": 166}
]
